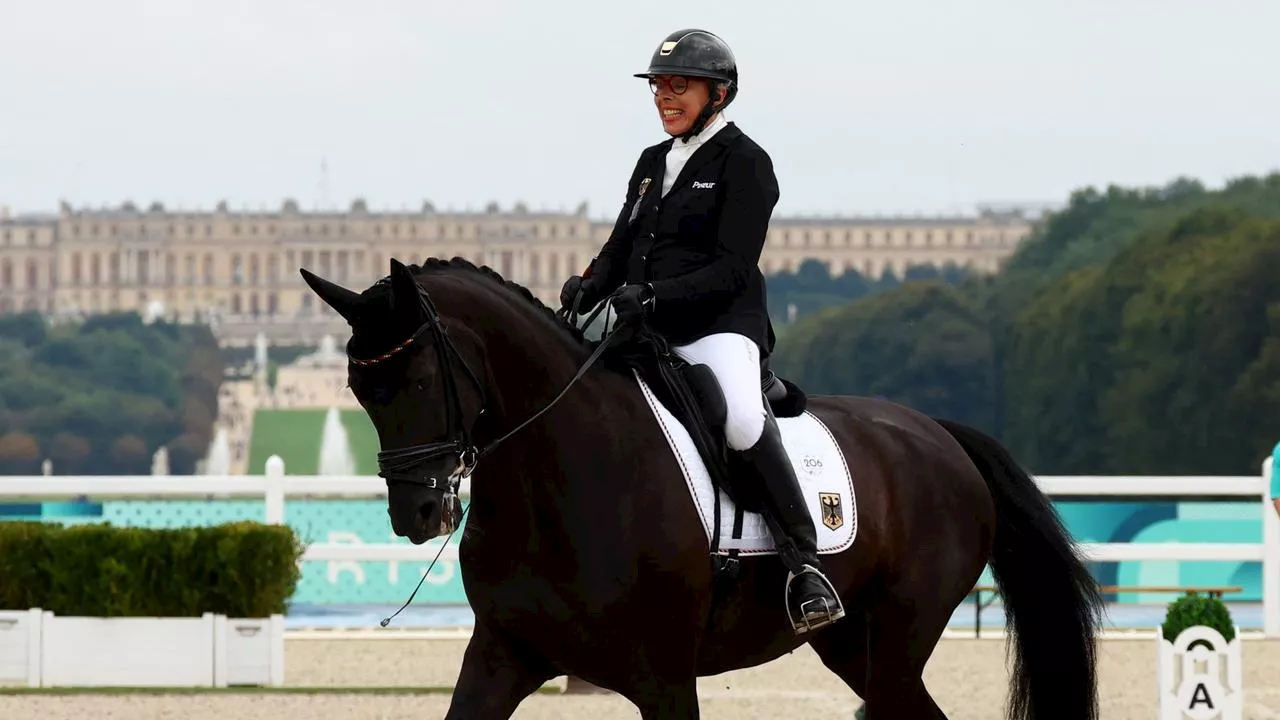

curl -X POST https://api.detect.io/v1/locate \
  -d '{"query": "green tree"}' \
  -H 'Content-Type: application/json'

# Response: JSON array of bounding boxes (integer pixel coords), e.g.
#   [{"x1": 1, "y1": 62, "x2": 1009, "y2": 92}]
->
[
  {"x1": 764, "y1": 259, "x2": 973, "y2": 327},
  {"x1": 0, "y1": 311, "x2": 223, "y2": 475},
  {"x1": 47, "y1": 432, "x2": 92, "y2": 475},
  {"x1": 0, "y1": 432, "x2": 41, "y2": 474},
  {"x1": 108, "y1": 434, "x2": 151, "y2": 475},
  {"x1": 774, "y1": 280, "x2": 995, "y2": 429},
  {"x1": 1099, "y1": 208, "x2": 1280, "y2": 473},
  {"x1": 1004, "y1": 205, "x2": 1280, "y2": 474},
  {"x1": 0, "y1": 370, "x2": 68, "y2": 412},
  {"x1": 0, "y1": 311, "x2": 48, "y2": 347},
  {"x1": 1002, "y1": 265, "x2": 1112, "y2": 473},
  {"x1": 774, "y1": 172, "x2": 1280, "y2": 474},
  {"x1": 168, "y1": 432, "x2": 210, "y2": 475}
]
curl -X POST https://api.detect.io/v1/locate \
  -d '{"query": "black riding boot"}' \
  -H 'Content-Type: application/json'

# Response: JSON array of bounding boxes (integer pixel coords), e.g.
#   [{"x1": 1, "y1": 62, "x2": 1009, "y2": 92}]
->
[{"x1": 736, "y1": 410, "x2": 845, "y2": 634}]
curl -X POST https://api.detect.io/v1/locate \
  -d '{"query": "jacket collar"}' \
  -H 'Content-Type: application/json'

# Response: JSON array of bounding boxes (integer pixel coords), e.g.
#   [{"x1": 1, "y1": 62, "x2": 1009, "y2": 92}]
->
[
  {"x1": 651, "y1": 121, "x2": 742, "y2": 198},
  {"x1": 674, "y1": 112, "x2": 729, "y2": 149}
]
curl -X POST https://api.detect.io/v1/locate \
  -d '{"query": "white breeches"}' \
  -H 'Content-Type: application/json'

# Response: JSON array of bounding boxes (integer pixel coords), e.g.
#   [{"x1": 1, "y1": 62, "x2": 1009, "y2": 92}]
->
[{"x1": 670, "y1": 332, "x2": 766, "y2": 451}]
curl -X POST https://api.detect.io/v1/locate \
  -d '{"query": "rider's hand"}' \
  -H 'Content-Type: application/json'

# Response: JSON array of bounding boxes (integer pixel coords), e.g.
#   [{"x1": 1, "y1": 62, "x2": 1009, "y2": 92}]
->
[
  {"x1": 611, "y1": 283, "x2": 655, "y2": 325},
  {"x1": 560, "y1": 275, "x2": 586, "y2": 310}
]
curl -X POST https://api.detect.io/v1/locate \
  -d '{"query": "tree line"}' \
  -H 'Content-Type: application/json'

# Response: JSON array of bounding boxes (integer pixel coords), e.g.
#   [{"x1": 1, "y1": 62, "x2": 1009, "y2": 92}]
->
[
  {"x1": 0, "y1": 312, "x2": 221, "y2": 475},
  {"x1": 764, "y1": 259, "x2": 972, "y2": 325},
  {"x1": 770, "y1": 173, "x2": 1280, "y2": 475},
  {"x1": 3, "y1": 174, "x2": 1275, "y2": 478}
]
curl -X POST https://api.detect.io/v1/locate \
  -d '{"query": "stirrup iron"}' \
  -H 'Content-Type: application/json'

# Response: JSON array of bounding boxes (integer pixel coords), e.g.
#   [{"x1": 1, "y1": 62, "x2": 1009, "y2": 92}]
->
[{"x1": 784, "y1": 564, "x2": 846, "y2": 634}]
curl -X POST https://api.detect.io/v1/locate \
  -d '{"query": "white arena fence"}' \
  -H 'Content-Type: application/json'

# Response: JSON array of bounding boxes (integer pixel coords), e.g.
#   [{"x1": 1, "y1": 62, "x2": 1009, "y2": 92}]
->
[{"x1": 0, "y1": 455, "x2": 1276, "y2": 635}]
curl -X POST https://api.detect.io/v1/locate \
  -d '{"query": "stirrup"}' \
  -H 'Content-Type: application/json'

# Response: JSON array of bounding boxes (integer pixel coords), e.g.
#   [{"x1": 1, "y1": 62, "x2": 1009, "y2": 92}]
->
[{"x1": 784, "y1": 564, "x2": 846, "y2": 635}]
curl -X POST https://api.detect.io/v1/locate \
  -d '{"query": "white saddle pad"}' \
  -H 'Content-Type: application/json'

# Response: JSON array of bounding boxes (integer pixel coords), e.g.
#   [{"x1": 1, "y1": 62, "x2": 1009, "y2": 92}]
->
[{"x1": 634, "y1": 372, "x2": 857, "y2": 556}]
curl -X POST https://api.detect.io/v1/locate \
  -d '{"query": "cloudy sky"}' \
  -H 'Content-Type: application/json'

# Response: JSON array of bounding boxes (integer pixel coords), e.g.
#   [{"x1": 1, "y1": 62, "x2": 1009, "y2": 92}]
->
[{"x1": 1, "y1": 0, "x2": 1276, "y2": 221}]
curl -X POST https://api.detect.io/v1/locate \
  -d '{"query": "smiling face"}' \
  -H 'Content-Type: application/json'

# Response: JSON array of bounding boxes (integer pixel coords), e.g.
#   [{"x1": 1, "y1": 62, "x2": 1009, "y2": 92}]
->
[{"x1": 650, "y1": 74, "x2": 724, "y2": 137}]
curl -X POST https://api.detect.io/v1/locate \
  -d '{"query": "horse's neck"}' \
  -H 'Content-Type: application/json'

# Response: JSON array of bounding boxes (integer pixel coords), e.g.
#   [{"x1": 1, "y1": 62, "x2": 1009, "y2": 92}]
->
[
  {"x1": 463, "y1": 305, "x2": 625, "y2": 539},
  {"x1": 471, "y1": 307, "x2": 599, "y2": 435}
]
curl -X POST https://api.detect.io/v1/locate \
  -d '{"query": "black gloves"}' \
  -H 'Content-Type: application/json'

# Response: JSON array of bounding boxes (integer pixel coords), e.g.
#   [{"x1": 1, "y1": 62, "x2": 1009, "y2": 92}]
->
[
  {"x1": 560, "y1": 275, "x2": 600, "y2": 312},
  {"x1": 611, "y1": 283, "x2": 654, "y2": 326},
  {"x1": 560, "y1": 272, "x2": 654, "y2": 326}
]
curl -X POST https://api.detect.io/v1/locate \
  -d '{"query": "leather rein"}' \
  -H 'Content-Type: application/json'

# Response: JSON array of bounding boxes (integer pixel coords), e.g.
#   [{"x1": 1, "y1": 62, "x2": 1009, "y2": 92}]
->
[{"x1": 359, "y1": 283, "x2": 621, "y2": 499}]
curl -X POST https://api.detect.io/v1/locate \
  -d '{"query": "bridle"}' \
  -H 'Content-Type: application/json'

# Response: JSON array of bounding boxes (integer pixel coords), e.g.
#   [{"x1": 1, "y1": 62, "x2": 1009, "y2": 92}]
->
[
  {"x1": 358, "y1": 279, "x2": 622, "y2": 502},
  {"x1": 358, "y1": 285, "x2": 485, "y2": 496},
  {"x1": 357, "y1": 279, "x2": 622, "y2": 627}
]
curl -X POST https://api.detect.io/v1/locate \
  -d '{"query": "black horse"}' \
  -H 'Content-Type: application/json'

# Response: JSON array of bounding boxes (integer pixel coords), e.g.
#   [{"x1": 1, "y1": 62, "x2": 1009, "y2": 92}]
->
[{"x1": 300, "y1": 257, "x2": 1103, "y2": 720}]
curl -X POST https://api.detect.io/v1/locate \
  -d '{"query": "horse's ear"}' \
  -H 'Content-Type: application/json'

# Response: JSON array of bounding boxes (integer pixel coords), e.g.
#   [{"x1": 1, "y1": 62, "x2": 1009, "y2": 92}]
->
[
  {"x1": 299, "y1": 267, "x2": 362, "y2": 323},
  {"x1": 388, "y1": 258, "x2": 425, "y2": 320}
]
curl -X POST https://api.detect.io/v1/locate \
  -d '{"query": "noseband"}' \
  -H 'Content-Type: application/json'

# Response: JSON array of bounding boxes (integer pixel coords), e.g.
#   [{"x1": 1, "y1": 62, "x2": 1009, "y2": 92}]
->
[
  {"x1": 355, "y1": 284, "x2": 487, "y2": 495},
  {"x1": 354, "y1": 281, "x2": 623, "y2": 495}
]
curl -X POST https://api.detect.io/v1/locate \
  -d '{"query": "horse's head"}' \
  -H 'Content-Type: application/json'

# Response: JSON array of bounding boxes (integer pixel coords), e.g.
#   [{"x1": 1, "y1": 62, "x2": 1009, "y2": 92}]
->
[{"x1": 300, "y1": 258, "x2": 487, "y2": 545}]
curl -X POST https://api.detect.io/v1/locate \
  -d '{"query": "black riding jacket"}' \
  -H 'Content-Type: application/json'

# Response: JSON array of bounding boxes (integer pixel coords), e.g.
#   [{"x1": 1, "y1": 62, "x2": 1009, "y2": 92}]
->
[{"x1": 586, "y1": 122, "x2": 780, "y2": 357}]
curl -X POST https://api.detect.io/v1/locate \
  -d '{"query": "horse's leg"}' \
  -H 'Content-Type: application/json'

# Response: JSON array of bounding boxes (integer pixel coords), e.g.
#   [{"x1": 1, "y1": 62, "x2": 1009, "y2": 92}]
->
[
  {"x1": 620, "y1": 678, "x2": 701, "y2": 720},
  {"x1": 807, "y1": 612, "x2": 870, "y2": 703},
  {"x1": 443, "y1": 623, "x2": 555, "y2": 720},
  {"x1": 860, "y1": 600, "x2": 951, "y2": 720}
]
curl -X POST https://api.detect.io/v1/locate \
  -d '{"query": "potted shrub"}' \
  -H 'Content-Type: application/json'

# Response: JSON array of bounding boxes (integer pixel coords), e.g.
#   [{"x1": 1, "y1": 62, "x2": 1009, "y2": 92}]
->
[
  {"x1": 1161, "y1": 591, "x2": 1236, "y2": 647},
  {"x1": 0, "y1": 520, "x2": 302, "y2": 687},
  {"x1": 1156, "y1": 591, "x2": 1242, "y2": 717}
]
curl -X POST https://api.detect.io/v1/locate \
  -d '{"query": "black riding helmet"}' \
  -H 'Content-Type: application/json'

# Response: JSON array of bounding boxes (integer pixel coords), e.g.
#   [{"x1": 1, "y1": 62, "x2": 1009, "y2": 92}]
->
[{"x1": 635, "y1": 29, "x2": 738, "y2": 141}]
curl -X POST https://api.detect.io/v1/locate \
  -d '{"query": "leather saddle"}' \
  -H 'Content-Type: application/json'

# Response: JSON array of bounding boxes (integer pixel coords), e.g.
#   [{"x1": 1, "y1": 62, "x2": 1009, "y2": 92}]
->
[{"x1": 602, "y1": 324, "x2": 808, "y2": 515}]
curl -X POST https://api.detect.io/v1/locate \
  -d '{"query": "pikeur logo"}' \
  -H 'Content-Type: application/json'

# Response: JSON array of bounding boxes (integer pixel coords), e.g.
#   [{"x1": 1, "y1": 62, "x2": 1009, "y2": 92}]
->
[{"x1": 692, "y1": 181, "x2": 716, "y2": 190}]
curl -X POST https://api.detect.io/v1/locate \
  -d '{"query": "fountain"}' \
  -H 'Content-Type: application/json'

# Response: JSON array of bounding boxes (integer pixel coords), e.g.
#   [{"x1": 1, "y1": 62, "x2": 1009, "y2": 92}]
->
[
  {"x1": 203, "y1": 426, "x2": 232, "y2": 476},
  {"x1": 151, "y1": 446, "x2": 170, "y2": 476},
  {"x1": 317, "y1": 406, "x2": 356, "y2": 475},
  {"x1": 254, "y1": 332, "x2": 269, "y2": 372},
  {"x1": 313, "y1": 334, "x2": 345, "y2": 365}
]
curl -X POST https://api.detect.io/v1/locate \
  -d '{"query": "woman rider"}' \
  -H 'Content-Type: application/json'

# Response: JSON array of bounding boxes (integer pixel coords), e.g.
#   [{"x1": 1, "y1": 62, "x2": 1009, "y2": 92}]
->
[{"x1": 559, "y1": 28, "x2": 844, "y2": 634}]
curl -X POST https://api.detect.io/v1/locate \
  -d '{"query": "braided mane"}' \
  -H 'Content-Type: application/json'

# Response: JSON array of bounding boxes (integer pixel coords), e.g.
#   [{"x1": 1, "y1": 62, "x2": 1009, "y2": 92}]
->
[{"x1": 398, "y1": 256, "x2": 589, "y2": 344}]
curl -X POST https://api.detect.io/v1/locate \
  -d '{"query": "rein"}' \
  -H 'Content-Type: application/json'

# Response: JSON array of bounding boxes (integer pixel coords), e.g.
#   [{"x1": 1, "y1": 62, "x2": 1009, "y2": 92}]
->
[{"x1": 367, "y1": 284, "x2": 623, "y2": 625}]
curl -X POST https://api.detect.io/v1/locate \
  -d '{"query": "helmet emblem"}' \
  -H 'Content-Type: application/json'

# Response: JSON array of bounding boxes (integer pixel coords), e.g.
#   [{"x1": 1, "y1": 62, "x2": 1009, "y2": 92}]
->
[{"x1": 659, "y1": 40, "x2": 678, "y2": 56}]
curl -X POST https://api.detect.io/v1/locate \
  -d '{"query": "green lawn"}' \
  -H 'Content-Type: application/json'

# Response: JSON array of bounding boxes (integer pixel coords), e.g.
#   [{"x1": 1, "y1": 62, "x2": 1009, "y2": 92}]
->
[
  {"x1": 245, "y1": 408, "x2": 381, "y2": 476},
  {"x1": 245, "y1": 409, "x2": 326, "y2": 475}
]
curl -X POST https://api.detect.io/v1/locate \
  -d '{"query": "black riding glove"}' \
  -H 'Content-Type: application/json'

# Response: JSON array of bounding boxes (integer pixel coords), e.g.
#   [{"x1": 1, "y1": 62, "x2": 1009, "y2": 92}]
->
[
  {"x1": 611, "y1": 283, "x2": 655, "y2": 325},
  {"x1": 560, "y1": 275, "x2": 599, "y2": 312}
]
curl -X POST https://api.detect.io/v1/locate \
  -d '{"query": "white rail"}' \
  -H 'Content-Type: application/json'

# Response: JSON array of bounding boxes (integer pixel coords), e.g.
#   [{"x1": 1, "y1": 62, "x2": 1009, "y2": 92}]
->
[{"x1": 1, "y1": 455, "x2": 1276, "y2": 634}]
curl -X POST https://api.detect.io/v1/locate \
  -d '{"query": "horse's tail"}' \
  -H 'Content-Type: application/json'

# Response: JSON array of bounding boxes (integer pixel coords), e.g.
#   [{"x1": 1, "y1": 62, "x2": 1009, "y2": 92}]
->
[{"x1": 933, "y1": 417, "x2": 1103, "y2": 720}]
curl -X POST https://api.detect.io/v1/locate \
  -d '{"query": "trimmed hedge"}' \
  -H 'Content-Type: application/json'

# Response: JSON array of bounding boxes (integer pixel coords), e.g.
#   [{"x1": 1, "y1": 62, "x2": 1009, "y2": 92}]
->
[
  {"x1": 0, "y1": 521, "x2": 303, "y2": 618},
  {"x1": 1162, "y1": 591, "x2": 1236, "y2": 644}
]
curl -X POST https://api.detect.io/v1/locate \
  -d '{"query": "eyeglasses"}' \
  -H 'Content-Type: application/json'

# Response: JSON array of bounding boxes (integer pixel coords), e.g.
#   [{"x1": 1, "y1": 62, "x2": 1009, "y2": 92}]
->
[{"x1": 648, "y1": 76, "x2": 689, "y2": 96}]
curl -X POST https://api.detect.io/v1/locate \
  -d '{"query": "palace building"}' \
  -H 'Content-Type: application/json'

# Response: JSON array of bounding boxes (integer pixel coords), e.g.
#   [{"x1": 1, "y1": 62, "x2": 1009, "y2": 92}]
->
[{"x1": 0, "y1": 198, "x2": 1036, "y2": 345}]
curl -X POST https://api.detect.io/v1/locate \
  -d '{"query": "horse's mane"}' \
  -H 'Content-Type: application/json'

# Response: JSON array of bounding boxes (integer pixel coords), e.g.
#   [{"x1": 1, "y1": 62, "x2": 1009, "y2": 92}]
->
[{"x1": 390, "y1": 256, "x2": 589, "y2": 345}]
